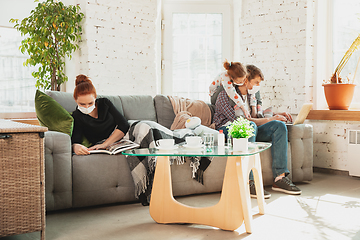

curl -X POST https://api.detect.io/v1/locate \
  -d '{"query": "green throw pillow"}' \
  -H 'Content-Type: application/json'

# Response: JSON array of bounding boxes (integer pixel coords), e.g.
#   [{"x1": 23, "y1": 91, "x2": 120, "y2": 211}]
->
[
  {"x1": 81, "y1": 135, "x2": 92, "y2": 148},
  {"x1": 35, "y1": 90, "x2": 74, "y2": 136}
]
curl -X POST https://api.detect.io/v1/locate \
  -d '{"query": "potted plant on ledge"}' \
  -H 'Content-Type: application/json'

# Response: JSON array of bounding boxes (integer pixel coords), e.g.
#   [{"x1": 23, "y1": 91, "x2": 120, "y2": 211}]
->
[
  {"x1": 323, "y1": 34, "x2": 360, "y2": 110},
  {"x1": 227, "y1": 117, "x2": 255, "y2": 152}
]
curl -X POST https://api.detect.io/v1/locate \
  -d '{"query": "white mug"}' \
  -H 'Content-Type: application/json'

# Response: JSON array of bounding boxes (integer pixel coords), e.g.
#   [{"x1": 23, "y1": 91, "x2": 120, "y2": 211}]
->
[
  {"x1": 185, "y1": 136, "x2": 203, "y2": 146},
  {"x1": 156, "y1": 139, "x2": 175, "y2": 148}
]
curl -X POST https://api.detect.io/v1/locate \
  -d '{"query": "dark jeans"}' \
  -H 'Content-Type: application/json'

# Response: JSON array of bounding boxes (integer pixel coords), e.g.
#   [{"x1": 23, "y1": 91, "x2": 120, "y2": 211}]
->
[{"x1": 219, "y1": 121, "x2": 289, "y2": 180}]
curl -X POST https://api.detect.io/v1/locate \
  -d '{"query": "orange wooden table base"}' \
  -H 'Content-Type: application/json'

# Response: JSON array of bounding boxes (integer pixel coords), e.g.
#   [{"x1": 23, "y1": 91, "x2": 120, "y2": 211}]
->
[{"x1": 149, "y1": 153, "x2": 265, "y2": 233}]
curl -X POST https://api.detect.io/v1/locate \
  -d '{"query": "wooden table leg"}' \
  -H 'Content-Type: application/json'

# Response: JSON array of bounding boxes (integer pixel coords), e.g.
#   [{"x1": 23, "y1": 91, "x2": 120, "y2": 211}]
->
[
  {"x1": 235, "y1": 155, "x2": 253, "y2": 233},
  {"x1": 149, "y1": 155, "x2": 246, "y2": 231},
  {"x1": 234, "y1": 153, "x2": 266, "y2": 233},
  {"x1": 252, "y1": 153, "x2": 265, "y2": 215}
]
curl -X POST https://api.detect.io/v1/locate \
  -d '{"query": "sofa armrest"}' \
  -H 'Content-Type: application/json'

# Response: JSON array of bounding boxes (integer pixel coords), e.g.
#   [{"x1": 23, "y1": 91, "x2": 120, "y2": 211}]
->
[
  {"x1": 45, "y1": 131, "x2": 73, "y2": 211},
  {"x1": 287, "y1": 124, "x2": 313, "y2": 182}
]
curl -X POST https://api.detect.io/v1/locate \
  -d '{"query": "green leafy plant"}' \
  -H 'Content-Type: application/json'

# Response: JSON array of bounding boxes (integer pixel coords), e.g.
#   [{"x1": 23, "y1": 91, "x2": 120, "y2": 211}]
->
[
  {"x1": 9, "y1": 0, "x2": 84, "y2": 91},
  {"x1": 226, "y1": 117, "x2": 255, "y2": 139}
]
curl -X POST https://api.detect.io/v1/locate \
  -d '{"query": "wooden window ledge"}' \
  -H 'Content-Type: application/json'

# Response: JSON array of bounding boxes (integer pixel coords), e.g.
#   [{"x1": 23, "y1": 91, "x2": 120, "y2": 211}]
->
[
  {"x1": 307, "y1": 110, "x2": 360, "y2": 121},
  {"x1": 11, "y1": 118, "x2": 40, "y2": 126},
  {"x1": 0, "y1": 112, "x2": 40, "y2": 126}
]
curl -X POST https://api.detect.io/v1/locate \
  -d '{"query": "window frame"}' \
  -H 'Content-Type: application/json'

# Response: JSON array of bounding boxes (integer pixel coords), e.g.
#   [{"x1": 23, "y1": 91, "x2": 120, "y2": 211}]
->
[
  {"x1": 0, "y1": 1, "x2": 39, "y2": 120},
  {"x1": 314, "y1": 0, "x2": 360, "y2": 110},
  {"x1": 161, "y1": 0, "x2": 233, "y2": 100}
]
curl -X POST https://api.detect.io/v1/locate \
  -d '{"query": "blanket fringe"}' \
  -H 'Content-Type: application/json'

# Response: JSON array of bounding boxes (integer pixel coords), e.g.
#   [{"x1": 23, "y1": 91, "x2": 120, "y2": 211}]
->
[
  {"x1": 189, "y1": 157, "x2": 200, "y2": 178},
  {"x1": 149, "y1": 156, "x2": 157, "y2": 173},
  {"x1": 195, "y1": 169, "x2": 204, "y2": 185},
  {"x1": 177, "y1": 156, "x2": 185, "y2": 165},
  {"x1": 135, "y1": 174, "x2": 148, "y2": 199}
]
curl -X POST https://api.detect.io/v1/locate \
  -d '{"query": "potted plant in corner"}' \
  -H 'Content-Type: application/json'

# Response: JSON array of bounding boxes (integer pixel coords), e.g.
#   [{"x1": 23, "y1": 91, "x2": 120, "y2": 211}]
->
[
  {"x1": 323, "y1": 34, "x2": 360, "y2": 110},
  {"x1": 9, "y1": 0, "x2": 84, "y2": 91},
  {"x1": 227, "y1": 117, "x2": 255, "y2": 152}
]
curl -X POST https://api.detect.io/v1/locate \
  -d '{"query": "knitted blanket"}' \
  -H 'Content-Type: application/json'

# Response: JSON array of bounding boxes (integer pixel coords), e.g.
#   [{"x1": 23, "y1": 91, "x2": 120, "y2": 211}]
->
[
  {"x1": 168, "y1": 96, "x2": 215, "y2": 130},
  {"x1": 125, "y1": 120, "x2": 213, "y2": 201}
]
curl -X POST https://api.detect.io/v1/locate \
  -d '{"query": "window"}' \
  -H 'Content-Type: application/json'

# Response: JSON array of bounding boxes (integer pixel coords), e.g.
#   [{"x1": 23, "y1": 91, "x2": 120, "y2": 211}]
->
[
  {"x1": 162, "y1": 1, "x2": 232, "y2": 103},
  {"x1": 0, "y1": 27, "x2": 37, "y2": 113},
  {"x1": 332, "y1": 0, "x2": 360, "y2": 106},
  {"x1": 0, "y1": 1, "x2": 38, "y2": 115},
  {"x1": 314, "y1": 0, "x2": 360, "y2": 109}
]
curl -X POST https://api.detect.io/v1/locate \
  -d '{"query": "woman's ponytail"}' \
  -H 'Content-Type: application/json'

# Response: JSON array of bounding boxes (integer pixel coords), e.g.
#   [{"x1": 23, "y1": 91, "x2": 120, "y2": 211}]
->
[{"x1": 73, "y1": 74, "x2": 97, "y2": 100}]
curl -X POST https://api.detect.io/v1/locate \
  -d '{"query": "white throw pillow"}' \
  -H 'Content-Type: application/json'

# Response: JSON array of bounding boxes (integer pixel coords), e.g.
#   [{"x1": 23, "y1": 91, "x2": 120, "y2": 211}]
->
[{"x1": 185, "y1": 117, "x2": 201, "y2": 129}]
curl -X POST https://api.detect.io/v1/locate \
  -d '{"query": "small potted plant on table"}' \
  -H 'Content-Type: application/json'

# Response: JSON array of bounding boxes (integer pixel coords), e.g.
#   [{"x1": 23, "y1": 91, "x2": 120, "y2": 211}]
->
[{"x1": 227, "y1": 117, "x2": 255, "y2": 152}]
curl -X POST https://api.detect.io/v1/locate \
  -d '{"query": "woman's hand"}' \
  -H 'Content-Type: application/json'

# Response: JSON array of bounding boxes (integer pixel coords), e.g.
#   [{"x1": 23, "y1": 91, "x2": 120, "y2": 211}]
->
[
  {"x1": 251, "y1": 106, "x2": 257, "y2": 118},
  {"x1": 88, "y1": 143, "x2": 107, "y2": 151},
  {"x1": 238, "y1": 105, "x2": 251, "y2": 119},
  {"x1": 73, "y1": 144, "x2": 90, "y2": 155}
]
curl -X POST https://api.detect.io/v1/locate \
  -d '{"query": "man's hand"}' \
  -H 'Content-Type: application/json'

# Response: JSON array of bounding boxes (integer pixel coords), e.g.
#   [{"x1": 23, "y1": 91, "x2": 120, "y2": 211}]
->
[
  {"x1": 73, "y1": 144, "x2": 90, "y2": 155},
  {"x1": 276, "y1": 112, "x2": 293, "y2": 122},
  {"x1": 270, "y1": 115, "x2": 288, "y2": 122}
]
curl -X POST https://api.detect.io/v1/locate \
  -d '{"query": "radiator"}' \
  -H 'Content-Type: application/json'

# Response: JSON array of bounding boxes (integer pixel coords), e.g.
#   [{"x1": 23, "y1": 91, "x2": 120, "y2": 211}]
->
[{"x1": 348, "y1": 130, "x2": 360, "y2": 177}]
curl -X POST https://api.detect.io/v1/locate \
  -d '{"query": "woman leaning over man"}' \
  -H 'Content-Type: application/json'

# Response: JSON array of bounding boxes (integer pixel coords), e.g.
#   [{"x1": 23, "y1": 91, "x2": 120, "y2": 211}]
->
[{"x1": 213, "y1": 64, "x2": 302, "y2": 199}]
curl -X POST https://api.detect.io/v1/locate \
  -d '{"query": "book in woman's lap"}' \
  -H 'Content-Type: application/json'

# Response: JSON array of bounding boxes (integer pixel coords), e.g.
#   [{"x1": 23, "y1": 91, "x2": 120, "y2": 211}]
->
[{"x1": 89, "y1": 139, "x2": 140, "y2": 155}]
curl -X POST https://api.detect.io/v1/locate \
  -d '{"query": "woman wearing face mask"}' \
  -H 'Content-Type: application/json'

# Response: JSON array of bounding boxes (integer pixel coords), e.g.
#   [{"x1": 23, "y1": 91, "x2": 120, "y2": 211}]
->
[
  {"x1": 71, "y1": 74, "x2": 130, "y2": 155},
  {"x1": 209, "y1": 60, "x2": 254, "y2": 118},
  {"x1": 214, "y1": 64, "x2": 301, "y2": 198}
]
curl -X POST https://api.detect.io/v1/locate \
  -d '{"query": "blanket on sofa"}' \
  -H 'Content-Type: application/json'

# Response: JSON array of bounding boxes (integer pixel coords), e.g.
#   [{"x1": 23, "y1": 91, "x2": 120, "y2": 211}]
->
[
  {"x1": 125, "y1": 120, "x2": 213, "y2": 201},
  {"x1": 168, "y1": 96, "x2": 215, "y2": 130}
]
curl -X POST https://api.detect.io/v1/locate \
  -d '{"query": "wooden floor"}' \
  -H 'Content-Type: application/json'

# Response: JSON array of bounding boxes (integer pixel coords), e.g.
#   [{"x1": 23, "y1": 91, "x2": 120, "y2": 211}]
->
[{"x1": 2, "y1": 172, "x2": 360, "y2": 240}]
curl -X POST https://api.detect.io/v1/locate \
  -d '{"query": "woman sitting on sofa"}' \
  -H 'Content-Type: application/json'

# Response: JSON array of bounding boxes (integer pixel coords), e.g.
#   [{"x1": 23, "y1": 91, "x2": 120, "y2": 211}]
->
[
  {"x1": 213, "y1": 64, "x2": 302, "y2": 197},
  {"x1": 71, "y1": 74, "x2": 130, "y2": 155}
]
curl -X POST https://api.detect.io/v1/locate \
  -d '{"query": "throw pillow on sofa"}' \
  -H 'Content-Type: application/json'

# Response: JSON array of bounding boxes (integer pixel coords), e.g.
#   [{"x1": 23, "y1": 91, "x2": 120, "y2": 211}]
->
[{"x1": 35, "y1": 90, "x2": 74, "y2": 136}]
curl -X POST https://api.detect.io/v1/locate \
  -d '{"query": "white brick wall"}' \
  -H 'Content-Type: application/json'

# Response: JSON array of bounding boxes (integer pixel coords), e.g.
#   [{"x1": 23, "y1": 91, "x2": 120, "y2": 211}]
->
[
  {"x1": 238, "y1": 0, "x2": 314, "y2": 113},
  {"x1": 65, "y1": 0, "x2": 159, "y2": 96},
  {"x1": 308, "y1": 120, "x2": 360, "y2": 171},
  {"x1": 63, "y1": 0, "x2": 360, "y2": 172},
  {"x1": 235, "y1": 0, "x2": 360, "y2": 172}
]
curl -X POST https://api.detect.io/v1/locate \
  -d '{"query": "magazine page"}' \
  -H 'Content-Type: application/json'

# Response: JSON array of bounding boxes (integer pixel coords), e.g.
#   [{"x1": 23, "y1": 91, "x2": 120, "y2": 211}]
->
[
  {"x1": 88, "y1": 149, "x2": 111, "y2": 154},
  {"x1": 88, "y1": 139, "x2": 139, "y2": 155},
  {"x1": 107, "y1": 139, "x2": 139, "y2": 153}
]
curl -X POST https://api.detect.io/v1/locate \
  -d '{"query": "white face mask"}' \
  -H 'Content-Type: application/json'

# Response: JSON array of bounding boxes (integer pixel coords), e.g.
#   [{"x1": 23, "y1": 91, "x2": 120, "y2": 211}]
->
[
  {"x1": 248, "y1": 85, "x2": 261, "y2": 95},
  {"x1": 78, "y1": 104, "x2": 95, "y2": 115}
]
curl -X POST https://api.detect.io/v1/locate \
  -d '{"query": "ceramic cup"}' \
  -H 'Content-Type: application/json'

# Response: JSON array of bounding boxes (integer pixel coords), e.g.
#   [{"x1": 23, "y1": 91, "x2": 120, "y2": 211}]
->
[
  {"x1": 156, "y1": 139, "x2": 175, "y2": 148},
  {"x1": 185, "y1": 136, "x2": 203, "y2": 146}
]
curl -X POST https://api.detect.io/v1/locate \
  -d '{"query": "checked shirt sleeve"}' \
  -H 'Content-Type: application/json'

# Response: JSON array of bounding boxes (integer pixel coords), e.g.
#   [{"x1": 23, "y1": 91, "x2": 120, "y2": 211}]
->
[{"x1": 213, "y1": 90, "x2": 236, "y2": 129}]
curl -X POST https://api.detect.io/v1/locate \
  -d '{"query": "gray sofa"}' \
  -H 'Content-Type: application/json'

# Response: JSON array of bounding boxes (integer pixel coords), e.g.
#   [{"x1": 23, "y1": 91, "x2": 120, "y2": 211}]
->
[{"x1": 44, "y1": 91, "x2": 313, "y2": 211}]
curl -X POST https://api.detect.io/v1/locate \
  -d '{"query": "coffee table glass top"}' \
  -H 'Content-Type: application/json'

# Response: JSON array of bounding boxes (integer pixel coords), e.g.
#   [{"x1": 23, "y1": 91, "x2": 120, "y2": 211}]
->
[{"x1": 122, "y1": 142, "x2": 271, "y2": 157}]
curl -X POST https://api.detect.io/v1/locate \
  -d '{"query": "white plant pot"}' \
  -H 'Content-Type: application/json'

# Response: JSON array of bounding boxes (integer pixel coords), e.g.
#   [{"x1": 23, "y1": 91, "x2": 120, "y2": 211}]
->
[{"x1": 232, "y1": 138, "x2": 248, "y2": 152}]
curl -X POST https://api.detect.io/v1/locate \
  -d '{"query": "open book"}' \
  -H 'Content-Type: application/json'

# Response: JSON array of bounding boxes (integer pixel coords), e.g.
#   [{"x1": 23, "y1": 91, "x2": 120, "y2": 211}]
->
[{"x1": 89, "y1": 139, "x2": 140, "y2": 155}]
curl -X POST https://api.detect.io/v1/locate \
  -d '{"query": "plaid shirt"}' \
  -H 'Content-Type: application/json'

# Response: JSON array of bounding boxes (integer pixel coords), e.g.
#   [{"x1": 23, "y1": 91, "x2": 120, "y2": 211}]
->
[{"x1": 213, "y1": 90, "x2": 236, "y2": 129}]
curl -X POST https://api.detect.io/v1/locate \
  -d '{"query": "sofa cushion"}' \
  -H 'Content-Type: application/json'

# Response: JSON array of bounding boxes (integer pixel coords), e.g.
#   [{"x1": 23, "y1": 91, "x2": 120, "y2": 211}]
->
[
  {"x1": 46, "y1": 91, "x2": 125, "y2": 116},
  {"x1": 35, "y1": 90, "x2": 74, "y2": 136},
  {"x1": 97, "y1": 95, "x2": 124, "y2": 115},
  {"x1": 154, "y1": 95, "x2": 176, "y2": 129},
  {"x1": 46, "y1": 91, "x2": 77, "y2": 113},
  {"x1": 119, "y1": 95, "x2": 157, "y2": 121},
  {"x1": 72, "y1": 154, "x2": 137, "y2": 207}
]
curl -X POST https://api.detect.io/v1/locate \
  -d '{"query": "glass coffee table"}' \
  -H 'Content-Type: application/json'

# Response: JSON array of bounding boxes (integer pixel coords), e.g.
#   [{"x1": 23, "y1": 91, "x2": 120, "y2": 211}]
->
[{"x1": 123, "y1": 142, "x2": 271, "y2": 233}]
